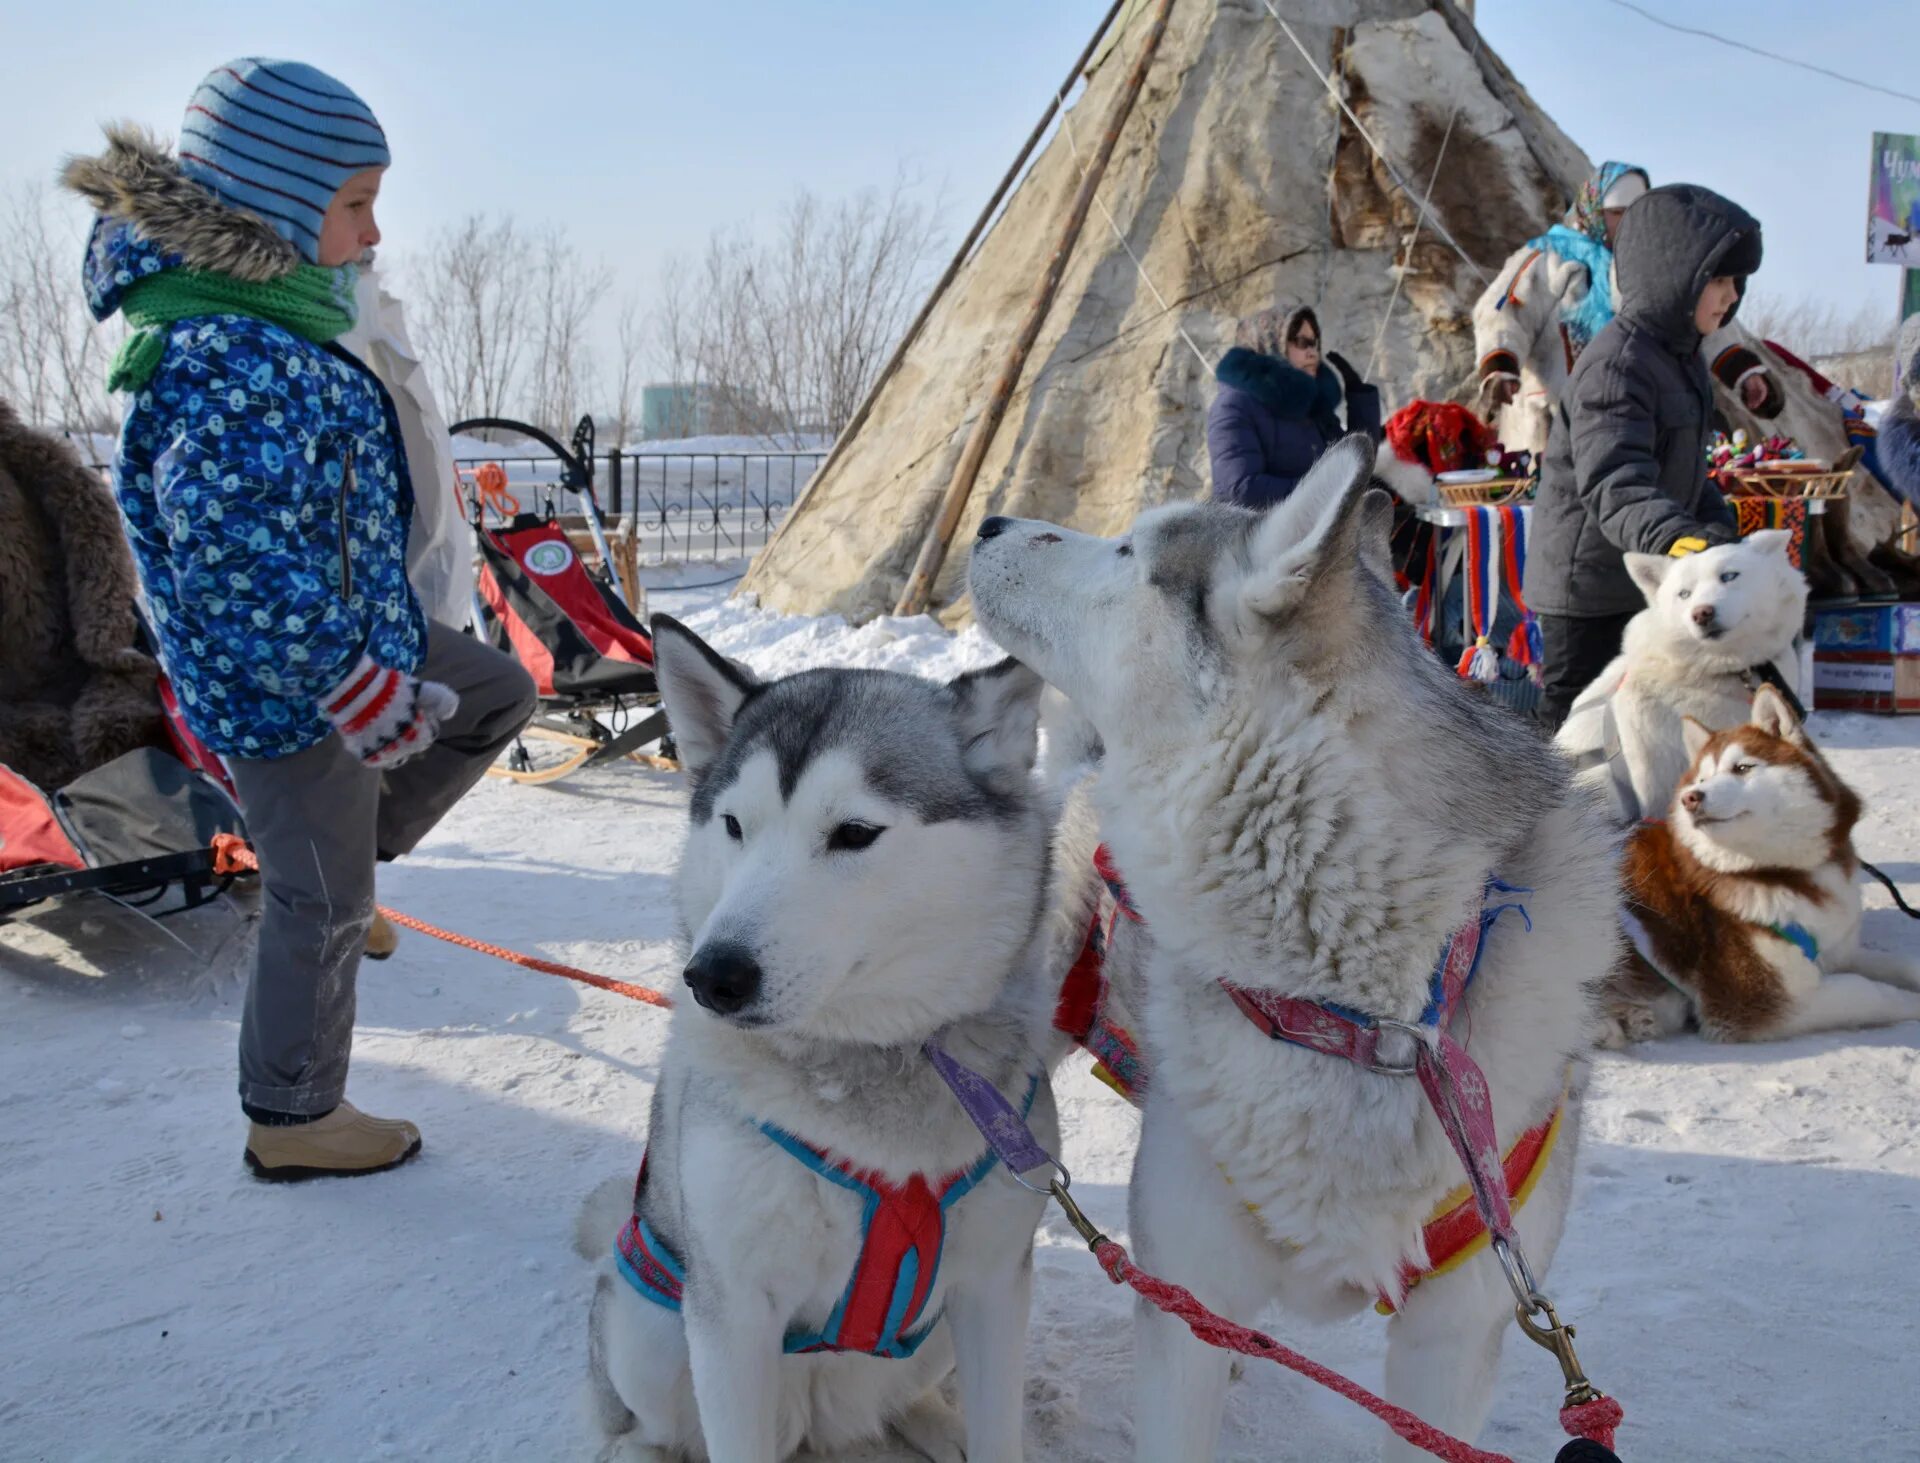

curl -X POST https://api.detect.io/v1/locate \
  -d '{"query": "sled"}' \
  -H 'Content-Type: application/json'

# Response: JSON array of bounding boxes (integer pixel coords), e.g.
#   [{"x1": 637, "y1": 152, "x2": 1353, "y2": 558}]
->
[
  {"x1": 0, "y1": 745, "x2": 248, "y2": 924},
  {"x1": 453, "y1": 416, "x2": 676, "y2": 785}
]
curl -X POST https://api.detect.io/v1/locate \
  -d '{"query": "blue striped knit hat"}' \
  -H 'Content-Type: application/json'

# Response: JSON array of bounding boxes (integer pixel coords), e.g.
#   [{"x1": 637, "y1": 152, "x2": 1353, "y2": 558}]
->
[{"x1": 178, "y1": 58, "x2": 389, "y2": 264}]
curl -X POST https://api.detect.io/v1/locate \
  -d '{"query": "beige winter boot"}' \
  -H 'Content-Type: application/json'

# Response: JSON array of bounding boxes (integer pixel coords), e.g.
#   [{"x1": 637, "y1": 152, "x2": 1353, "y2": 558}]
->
[
  {"x1": 244, "y1": 1101, "x2": 422, "y2": 1181},
  {"x1": 364, "y1": 909, "x2": 399, "y2": 961}
]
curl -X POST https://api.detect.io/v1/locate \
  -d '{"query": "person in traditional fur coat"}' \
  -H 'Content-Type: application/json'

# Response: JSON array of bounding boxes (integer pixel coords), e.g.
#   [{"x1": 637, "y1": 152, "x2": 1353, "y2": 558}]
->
[
  {"x1": 62, "y1": 59, "x2": 535, "y2": 1181},
  {"x1": 1879, "y1": 314, "x2": 1920, "y2": 508},
  {"x1": 1474, "y1": 161, "x2": 1778, "y2": 456},
  {"x1": 0, "y1": 398, "x2": 160, "y2": 789},
  {"x1": 1207, "y1": 303, "x2": 1382, "y2": 509}
]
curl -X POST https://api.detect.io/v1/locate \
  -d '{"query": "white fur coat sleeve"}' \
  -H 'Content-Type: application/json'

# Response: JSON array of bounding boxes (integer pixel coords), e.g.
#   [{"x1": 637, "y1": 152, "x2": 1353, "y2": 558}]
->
[{"x1": 1472, "y1": 242, "x2": 1596, "y2": 456}]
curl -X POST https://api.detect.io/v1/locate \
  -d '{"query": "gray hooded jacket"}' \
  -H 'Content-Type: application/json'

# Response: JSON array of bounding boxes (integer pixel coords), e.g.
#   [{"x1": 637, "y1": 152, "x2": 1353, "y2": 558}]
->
[{"x1": 1528, "y1": 184, "x2": 1760, "y2": 618}]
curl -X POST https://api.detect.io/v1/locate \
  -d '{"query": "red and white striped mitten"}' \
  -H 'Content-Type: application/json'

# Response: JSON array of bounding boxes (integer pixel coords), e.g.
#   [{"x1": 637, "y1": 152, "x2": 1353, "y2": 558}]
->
[{"x1": 320, "y1": 656, "x2": 461, "y2": 770}]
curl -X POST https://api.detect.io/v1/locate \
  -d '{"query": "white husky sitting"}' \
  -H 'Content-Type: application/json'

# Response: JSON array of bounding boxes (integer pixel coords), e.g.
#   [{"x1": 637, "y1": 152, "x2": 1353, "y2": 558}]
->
[
  {"x1": 968, "y1": 436, "x2": 1618, "y2": 1461},
  {"x1": 581, "y1": 618, "x2": 1099, "y2": 1463},
  {"x1": 1557, "y1": 531, "x2": 1808, "y2": 825}
]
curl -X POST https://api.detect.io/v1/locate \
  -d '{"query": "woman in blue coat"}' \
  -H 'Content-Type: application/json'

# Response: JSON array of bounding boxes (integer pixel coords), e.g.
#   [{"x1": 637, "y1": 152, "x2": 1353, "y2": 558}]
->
[{"x1": 1207, "y1": 304, "x2": 1382, "y2": 509}]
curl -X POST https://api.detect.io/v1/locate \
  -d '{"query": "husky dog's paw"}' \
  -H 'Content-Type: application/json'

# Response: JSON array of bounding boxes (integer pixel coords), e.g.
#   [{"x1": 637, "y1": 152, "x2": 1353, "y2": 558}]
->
[
  {"x1": 893, "y1": 1390, "x2": 968, "y2": 1463},
  {"x1": 1597, "y1": 999, "x2": 1662, "y2": 1049}
]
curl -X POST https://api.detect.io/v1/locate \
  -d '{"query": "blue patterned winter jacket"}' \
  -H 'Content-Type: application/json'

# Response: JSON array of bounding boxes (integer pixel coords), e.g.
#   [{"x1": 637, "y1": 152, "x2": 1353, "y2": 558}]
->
[{"x1": 86, "y1": 223, "x2": 425, "y2": 759}]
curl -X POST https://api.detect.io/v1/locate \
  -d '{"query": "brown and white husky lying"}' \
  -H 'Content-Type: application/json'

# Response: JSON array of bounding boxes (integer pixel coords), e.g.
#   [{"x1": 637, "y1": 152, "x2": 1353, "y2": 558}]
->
[{"x1": 1605, "y1": 684, "x2": 1920, "y2": 1045}]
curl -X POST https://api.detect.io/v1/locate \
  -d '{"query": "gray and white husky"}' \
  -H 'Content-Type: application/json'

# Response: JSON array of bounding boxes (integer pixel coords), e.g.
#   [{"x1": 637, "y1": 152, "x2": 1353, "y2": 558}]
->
[
  {"x1": 580, "y1": 617, "x2": 1098, "y2": 1462},
  {"x1": 968, "y1": 437, "x2": 1618, "y2": 1461}
]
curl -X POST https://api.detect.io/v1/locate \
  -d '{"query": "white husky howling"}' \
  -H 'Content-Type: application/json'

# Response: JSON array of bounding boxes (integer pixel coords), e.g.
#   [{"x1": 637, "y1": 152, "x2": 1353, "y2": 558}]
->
[
  {"x1": 581, "y1": 617, "x2": 1098, "y2": 1463},
  {"x1": 969, "y1": 436, "x2": 1618, "y2": 1461},
  {"x1": 1557, "y1": 530, "x2": 1808, "y2": 824}
]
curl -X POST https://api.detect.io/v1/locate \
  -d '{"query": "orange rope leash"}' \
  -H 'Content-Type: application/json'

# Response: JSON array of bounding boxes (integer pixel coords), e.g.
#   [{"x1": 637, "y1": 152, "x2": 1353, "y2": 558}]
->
[
  {"x1": 210, "y1": 835, "x2": 672, "y2": 1009},
  {"x1": 463, "y1": 461, "x2": 521, "y2": 520}
]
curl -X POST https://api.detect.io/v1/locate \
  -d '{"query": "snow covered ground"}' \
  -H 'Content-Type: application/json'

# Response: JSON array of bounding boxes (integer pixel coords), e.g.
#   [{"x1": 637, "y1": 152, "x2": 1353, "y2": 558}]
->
[{"x1": 4, "y1": 583, "x2": 1920, "y2": 1462}]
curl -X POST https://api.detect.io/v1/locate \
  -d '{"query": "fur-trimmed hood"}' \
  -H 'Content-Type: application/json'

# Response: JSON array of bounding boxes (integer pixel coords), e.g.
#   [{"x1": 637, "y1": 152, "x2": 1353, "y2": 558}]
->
[
  {"x1": 1213, "y1": 347, "x2": 1340, "y2": 421},
  {"x1": 61, "y1": 123, "x2": 298, "y2": 320}
]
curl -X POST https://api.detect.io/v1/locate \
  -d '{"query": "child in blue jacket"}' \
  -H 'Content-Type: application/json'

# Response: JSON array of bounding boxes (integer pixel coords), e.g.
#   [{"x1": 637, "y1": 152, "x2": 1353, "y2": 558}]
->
[{"x1": 64, "y1": 60, "x2": 535, "y2": 1180}]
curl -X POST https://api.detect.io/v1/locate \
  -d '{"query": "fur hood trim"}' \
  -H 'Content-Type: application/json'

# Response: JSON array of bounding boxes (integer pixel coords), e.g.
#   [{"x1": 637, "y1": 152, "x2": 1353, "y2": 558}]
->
[
  {"x1": 1214, "y1": 347, "x2": 1340, "y2": 421},
  {"x1": 60, "y1": 123, "x2": 298, "y2": 283}
]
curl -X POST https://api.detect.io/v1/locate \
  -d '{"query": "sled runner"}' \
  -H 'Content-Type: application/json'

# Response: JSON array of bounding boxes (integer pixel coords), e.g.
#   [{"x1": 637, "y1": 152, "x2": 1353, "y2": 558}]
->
[{"x1": 453, "y1": 416, "x2": 676, "y2": 784}]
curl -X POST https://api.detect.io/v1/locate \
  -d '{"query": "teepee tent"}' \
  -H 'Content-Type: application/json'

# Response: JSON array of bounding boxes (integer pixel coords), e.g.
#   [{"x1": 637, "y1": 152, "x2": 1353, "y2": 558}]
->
[{"x1": 739, "y1": 0, "x2": 1589, "y2": 623}]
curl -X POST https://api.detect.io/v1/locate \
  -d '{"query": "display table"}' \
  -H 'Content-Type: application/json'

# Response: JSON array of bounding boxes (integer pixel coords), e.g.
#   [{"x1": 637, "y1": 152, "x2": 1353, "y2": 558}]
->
[{"x1": 1412, "y1": 497, "x2": 1825, "y2": 650}]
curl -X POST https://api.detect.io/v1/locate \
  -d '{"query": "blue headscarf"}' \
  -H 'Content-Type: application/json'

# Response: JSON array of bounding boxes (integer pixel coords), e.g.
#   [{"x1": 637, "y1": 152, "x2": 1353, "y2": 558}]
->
[{"x1": 1524, "y1": 161, "x2": 1648, "y2": 354}]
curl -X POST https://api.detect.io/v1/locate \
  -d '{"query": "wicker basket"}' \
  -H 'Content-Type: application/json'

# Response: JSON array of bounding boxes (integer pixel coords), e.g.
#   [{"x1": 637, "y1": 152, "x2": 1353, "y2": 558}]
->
[
  {"x1": 1715, "y1": 465, "x2": 1851, "y2": 499},
  {"x1": 1714, "y1": 444, "x2": 1861, "y2": 500},
  {"x1": 1436, "y1": 477, "x2": 1536, "y2": 508}
]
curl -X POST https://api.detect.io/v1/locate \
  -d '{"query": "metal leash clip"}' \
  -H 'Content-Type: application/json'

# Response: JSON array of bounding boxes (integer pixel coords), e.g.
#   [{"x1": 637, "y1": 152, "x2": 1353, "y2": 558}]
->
[
  {"x1": 1494, "y1": 1236, "x2": 1601, "y2": 1407},
  {"x1": 1513, "y1": 1291, "x2": 1602, "y2": 1409},
  {"x1": 1046, "y1": 1177, "x2": 1109, "y2": 1251}
]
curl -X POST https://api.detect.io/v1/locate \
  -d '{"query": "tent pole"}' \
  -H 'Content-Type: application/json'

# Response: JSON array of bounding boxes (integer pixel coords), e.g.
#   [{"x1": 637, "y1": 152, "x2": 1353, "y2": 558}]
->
[
  {"x1": 893, "y1": 0, "x2": 1176, "y2": 617},
  {"x1": 742, "y1": 0, "x2": 1130, "y2": 585}
]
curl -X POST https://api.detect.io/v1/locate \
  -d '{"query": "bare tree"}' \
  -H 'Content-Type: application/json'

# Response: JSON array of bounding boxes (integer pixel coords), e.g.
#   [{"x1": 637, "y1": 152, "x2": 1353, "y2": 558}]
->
[
  {"x1": 523, "y1": 226, "x2": 611, "y2": 436},
  {"x1": 1742, "y1": 292, "x2": 1902, "y2": 397},
  {"x1": 408, "y1": 214, "x2": 533, "y2": 427},
  {"x1": 653, "y1": 171, "x2": 946, "y2": 445},
  {"x1": 608, "y1": 292, "x2": 647, "y2": 446},
  {"x1": 1, "y1": 183, "x2": 121, "y2": 435},
  {"x1": 408, "y1": 215, "x2": 620, "y2": 438},
  {"x1": 1741, "y1": 293, "x2": 1897, "y2": 358}
]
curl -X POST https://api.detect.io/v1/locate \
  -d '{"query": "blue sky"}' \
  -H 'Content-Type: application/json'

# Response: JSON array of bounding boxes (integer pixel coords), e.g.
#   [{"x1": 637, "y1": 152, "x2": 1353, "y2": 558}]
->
[{"x1": 6, "y1": 0, "x2": 1917, "y2": 336}]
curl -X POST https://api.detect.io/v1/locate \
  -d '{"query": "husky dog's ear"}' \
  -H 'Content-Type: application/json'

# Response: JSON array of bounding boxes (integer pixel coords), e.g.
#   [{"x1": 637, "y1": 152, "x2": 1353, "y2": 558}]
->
[
  {"x1": 1744, "y1": 528, "x2": 1793, "y2": 560},
  {"x1": 1751, "y1": 682, "x2": 1805, "y2": 742},
  {"x1": 1352, "y1": 487, "x2": 1396, "y2": 583},
  {"x1": 1680, "y1": 715, "x2": 1714, "y2": 766},
  {"x1": 949, "y1": 658, "x2": 1045, "y2": 795},
  {"x1": 650, "y1": 614, "x2": 757, "y2": 776},
  {"x1": 1242, "y1": 434, "x2": 1377, "y2": 617},
  {"x1": 1624, "y1": 553, "x2": 1673, "y2": 604}
]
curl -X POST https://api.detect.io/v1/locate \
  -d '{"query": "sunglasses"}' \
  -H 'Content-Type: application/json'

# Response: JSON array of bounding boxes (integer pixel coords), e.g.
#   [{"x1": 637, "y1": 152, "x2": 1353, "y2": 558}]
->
[{"x1": 1289, "y1": 334, "x2": 1320, "y2": 350}]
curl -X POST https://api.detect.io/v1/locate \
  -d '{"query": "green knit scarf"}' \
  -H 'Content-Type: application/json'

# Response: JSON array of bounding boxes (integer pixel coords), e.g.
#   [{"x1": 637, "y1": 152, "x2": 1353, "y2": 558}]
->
[{"x1": 108, "y1": 262, "x2": 359, "y2": 393}]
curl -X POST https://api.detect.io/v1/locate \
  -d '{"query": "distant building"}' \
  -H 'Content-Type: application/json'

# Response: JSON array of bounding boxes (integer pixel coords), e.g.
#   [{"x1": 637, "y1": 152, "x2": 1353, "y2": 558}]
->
[{"x1": 639, "y1": 382, "x2": 720, "y2": 440}]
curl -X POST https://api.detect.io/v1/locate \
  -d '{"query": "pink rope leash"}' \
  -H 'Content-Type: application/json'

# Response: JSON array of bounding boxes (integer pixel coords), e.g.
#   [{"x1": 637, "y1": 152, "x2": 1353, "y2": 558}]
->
[{"x1": 1090, "y1": 1236, "x2": 1621, "y2": 1461}]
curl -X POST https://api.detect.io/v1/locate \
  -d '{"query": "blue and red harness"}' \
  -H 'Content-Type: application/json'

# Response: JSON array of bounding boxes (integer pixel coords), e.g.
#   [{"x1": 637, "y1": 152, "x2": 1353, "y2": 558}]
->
[{"x1": 615, "y1": 1077, "x2": 1038, "y2": 1359}]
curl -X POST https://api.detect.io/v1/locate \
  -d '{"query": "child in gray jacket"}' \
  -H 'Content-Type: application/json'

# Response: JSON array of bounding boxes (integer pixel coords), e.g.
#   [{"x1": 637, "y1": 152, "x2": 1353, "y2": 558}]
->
[{"x1": 1528, "y1": 183, "x2": 1762, "y2": 730}]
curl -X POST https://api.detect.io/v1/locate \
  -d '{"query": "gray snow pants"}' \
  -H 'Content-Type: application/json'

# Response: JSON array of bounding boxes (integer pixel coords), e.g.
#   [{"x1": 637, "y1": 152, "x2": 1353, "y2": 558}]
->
[{"x1": 227, "y1": 622, "x2": 537, "y2": 1115}]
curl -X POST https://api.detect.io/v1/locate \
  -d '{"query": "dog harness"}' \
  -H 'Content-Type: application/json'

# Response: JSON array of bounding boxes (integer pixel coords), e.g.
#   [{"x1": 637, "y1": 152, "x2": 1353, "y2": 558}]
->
[
  {"x1": 615, "y1": 1079, "x2": 1037, "y2": 1359},
  {"x1": 1092, "y1": 846, "x2": 1562, "y2": 1313},
  {"x1": 1047, "y1": 845, "x2": 1150, "y2": 1102},
  {"x1": 1217, "y1": 878, "x2": 1563, "y2": 1312}
]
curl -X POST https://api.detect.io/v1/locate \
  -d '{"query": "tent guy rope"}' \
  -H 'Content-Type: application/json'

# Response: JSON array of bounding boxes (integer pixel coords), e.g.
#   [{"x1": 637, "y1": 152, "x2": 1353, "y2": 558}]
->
[
  {"x1": 1051, "y1": 74, "x2": 1214, "y2": 376},
  {"x1": 1364, "y1": 18, "x2": 1482, "y2": 381}
]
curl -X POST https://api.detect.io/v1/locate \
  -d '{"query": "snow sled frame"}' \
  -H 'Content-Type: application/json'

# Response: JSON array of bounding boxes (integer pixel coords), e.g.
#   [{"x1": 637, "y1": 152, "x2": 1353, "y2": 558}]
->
[
  {"x1": 453, "y1": 415, "x2": 675, "y2": 785},
  {"x1": 0, "y1": 742, "x2": 250, "y2": 926}
]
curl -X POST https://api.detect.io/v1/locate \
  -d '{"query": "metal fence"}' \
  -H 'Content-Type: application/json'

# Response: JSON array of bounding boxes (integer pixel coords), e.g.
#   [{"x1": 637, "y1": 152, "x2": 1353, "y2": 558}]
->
[
  {"x1": 84, "y1": 447, "x2": 828, "y2": 568},
  {"x1": 450, "y1": 448, "x2": 826, "y2": 565}
]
